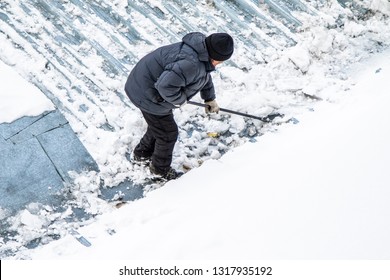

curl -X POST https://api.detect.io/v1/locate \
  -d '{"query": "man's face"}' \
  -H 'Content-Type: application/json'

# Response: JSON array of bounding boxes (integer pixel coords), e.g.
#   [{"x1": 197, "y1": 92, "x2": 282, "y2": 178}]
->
[{"x1": 211, "y1": 59, "x2": 223, "y2": 67}]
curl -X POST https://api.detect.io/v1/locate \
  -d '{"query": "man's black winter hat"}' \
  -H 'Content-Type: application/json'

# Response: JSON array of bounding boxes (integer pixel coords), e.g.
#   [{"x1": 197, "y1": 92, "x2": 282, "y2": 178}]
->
[{"x1": 205, "y1": 33, "x2": 234, "y2": 61}]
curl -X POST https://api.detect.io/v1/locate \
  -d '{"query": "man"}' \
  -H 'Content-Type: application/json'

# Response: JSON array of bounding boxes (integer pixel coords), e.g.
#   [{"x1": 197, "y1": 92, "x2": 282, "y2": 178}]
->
[{"x1": 125, "y1": 32, "x2": 234, "y2": 180}]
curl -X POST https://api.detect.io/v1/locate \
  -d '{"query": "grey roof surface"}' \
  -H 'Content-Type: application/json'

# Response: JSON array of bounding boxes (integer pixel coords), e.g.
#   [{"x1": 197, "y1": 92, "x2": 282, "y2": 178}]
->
[
  {"x1": 0, "y1": 110, "x2": 99, "y2": 212},
  {"x1": 0, "y1": 108, "x2": 144, "y2": 216}
]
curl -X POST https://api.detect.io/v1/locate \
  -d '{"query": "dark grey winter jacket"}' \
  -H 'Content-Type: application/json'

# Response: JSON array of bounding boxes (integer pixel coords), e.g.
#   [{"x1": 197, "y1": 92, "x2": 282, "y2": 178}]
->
[{"x1": 125, "y1": 32, "x2": 216, "y2": 115}]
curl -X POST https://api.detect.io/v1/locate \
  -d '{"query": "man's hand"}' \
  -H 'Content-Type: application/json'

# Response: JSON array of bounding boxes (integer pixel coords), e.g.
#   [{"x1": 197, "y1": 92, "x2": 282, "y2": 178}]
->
[{"x1": 205, "y1": 100, "x2": 220, "y2": 114}]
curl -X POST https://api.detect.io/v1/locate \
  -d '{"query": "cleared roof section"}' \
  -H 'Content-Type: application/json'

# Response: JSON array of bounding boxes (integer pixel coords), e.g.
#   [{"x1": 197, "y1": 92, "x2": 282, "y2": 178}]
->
[{"x1": 0, "y1": 61, "x2": 99, "y2": 213}]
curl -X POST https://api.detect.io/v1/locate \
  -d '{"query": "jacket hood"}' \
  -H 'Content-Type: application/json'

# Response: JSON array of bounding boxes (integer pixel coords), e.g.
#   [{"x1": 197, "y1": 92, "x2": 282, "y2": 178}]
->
[{"x1": 182, "y1": 32, "x2": 209, "y2": 62}]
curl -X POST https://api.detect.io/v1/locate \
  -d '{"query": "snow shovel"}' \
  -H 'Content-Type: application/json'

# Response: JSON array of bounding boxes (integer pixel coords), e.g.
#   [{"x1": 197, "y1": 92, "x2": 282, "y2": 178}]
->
[{"x1": 187, "y1": 100, "x2": 283, "y2": 122}]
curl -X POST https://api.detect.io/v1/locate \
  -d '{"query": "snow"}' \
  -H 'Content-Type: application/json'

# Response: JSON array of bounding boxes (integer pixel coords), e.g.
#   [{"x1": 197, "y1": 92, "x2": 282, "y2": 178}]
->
[
  {"x1": 370, "y1": 0, "x2": 390, "y2": 16},
  {"x1": 24, "y1": 48, "x2": 390, "y2": 260},
  {"x1": 1, "y1": 0, "x2": 390, "y2": 264},
  {"x1": 0, "y1": 60, "x2": 54, "y2": 123}
]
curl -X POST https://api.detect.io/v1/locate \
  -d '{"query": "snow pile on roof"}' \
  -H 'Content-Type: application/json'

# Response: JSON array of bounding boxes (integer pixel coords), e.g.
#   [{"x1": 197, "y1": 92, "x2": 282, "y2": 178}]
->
[{"x1": 0, "y1": 60, "x2": 54, "y2": 124}]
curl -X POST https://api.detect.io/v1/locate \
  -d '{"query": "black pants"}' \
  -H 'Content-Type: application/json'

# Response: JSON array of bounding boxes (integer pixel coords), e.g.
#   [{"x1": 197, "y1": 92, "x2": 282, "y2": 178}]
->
[{"x1": 134, "y1": 111, "x2": 178, "y2": 174}]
